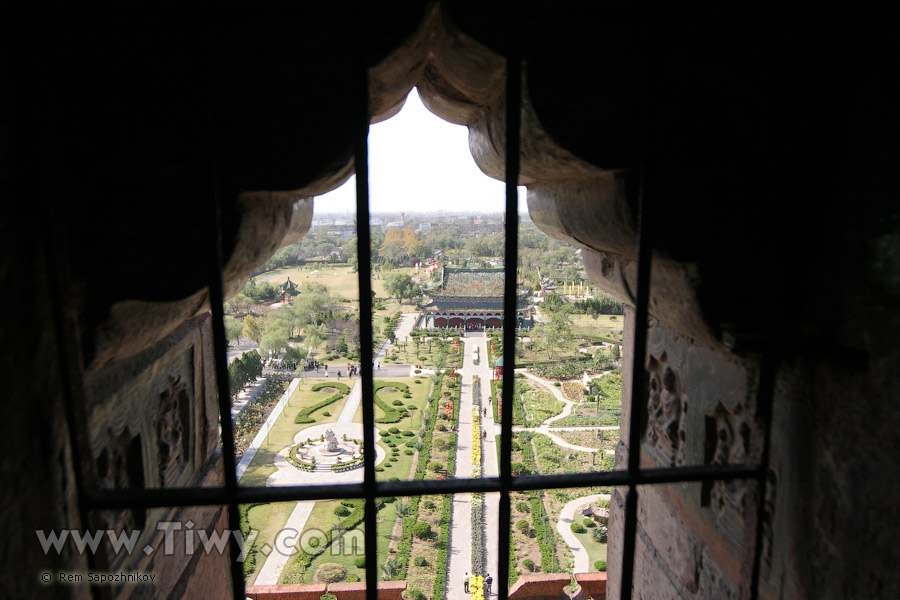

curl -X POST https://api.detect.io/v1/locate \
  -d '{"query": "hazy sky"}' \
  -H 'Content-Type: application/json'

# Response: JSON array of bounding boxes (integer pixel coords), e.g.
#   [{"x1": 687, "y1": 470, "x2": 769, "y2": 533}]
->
[{"x1": 315, "y1": 87, "x2": 525, "y2": 215}]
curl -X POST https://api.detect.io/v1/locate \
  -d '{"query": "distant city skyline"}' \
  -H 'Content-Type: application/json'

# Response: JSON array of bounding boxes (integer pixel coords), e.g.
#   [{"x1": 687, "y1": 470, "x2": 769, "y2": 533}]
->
[{"x1": 315, "y1": 87, "x2": 526, "y2": 215}]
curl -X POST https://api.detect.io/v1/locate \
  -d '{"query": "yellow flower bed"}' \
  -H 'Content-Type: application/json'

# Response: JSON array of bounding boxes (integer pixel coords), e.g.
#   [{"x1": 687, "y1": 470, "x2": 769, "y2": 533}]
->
[
  {"x1": 469, "y1": 574, "x2": 485, "y2": 600},
  {"x1": 472, "y1": 407, "x2": 482, "y2": 465}
]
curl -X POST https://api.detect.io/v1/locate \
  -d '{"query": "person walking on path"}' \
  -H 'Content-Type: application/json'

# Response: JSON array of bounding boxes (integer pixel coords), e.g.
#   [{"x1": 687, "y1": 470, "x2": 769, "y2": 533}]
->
[
  {"x1": 485, "y1": 575, "x2": 492, "y2": 597},
  {"x1": 464, "y1": 572, "x2": 470, "y2": 593}
]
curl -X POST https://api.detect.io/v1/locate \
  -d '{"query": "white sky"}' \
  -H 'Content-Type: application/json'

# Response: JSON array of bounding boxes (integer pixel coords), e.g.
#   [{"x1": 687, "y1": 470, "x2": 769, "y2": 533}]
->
[{"x1": 315, "y1": 87, "x2": 525, "y2": 215}]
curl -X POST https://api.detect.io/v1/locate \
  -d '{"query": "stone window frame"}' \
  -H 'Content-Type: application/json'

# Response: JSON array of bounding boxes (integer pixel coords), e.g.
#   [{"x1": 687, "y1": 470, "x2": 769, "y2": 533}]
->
[{"x1": 81, "y1": 32, "x2": 777, "y2": 600}]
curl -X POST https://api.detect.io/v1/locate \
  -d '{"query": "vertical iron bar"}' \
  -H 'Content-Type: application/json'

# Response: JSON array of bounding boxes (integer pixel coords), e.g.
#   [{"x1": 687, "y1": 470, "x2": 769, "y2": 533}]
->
[
  {"x1": 749, "y1": 349, "x2": 778, "y2": 600},
  {"x1": 620, "y1": 170, "x2": 653, "y2": 598},
  {"x1": 208, "y1": 166, "x2": 245, "y2": 599},
  {"x1": 352, "y1": 27, "x2": 378, "y2": 600},
  {"x1": 498, "y1": 14, "x2": 521, "y2": 600}
]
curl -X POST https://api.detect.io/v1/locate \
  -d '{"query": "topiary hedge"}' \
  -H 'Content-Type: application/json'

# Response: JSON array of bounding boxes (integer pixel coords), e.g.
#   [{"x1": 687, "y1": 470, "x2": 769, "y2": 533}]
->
[
  {"x1": 294, "y1": 382, "x2": 351, "y2": 424},
  {"x1": 374, "y1": 381, "x2": 411, "y2": 423}
]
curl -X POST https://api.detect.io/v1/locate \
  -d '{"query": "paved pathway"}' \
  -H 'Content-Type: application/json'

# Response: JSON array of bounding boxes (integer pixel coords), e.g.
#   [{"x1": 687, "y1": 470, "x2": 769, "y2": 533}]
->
[
  {"x1": 255, "y1": 379, "x2": 380, "y2": 584},
  {"x1": 254, "y1": 501, "x2": 315, "y2": 585},
  {"x1": 336, "y1": 380, "x2": 362, "y2": 422},
  {"x1": 447, "y1": 333, "x2": 499, "y2": 598},
  {"x1": 231, "y1": 376, "x2": 268, "y2": 419},
  {"x1": 557, "y1": 493, "x2": 610, "y2": 574},
  {"x1": 509, "y1": 371, "x2": 620, "y2": 454}
]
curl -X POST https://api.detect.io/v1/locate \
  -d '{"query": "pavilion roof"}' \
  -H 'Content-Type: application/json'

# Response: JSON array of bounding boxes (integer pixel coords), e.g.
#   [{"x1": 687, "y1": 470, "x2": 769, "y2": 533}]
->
[{"x1": 440, "y1": 268, "x2": 506, "y2": 297}]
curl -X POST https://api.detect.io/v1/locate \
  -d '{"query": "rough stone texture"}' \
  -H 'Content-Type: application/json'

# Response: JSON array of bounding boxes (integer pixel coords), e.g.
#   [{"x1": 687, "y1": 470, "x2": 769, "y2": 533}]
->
[{"x1": 507, "y1": 573, "x2": 571, "y2": 599}]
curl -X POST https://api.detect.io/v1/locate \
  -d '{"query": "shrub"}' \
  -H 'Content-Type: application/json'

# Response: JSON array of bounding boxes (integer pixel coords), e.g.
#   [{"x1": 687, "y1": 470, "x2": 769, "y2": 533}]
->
[
  {"x1": 516, "y1": 519, "x2": 530, "y2": 534},
  {"x1": 595, "y1": 560, "x2": 607, "y2": 571},
  {"x1": 403, "y1": 393, "x2": 412, "y2": 398},
  {"x1": 584, "y1": 517, "x2": 596, "y2": 528},
  {"x1": 516, "y1": 501, "x2": 529, "y2": 513},
  {"x1": 554, "y1": 381, "x2": 561, "y2": 387},
  {"x1": 384, "y1": 496, "x2": 396, "y2": 503},
  {"x1": 346, "y1": 574, "x2": 360, "y2": 582},
  {"x1": 523, "y1": 558, "x2": 535, "y2": 572},
  {"x1": 571, "y1": 523, "x2": 585, "y2": 534},
  {"x1": 320, "y1": 594, "x2": 338, "y2": 600},
  {"x1": 408, "y1": 590, "x2": 426, "y2": 600},
  {"x1": 437, "y1": 424, "x2": 447, "y2": 432},
  {"x1": 334, "y1": 506, "x2": 350, "y2": 517},
  {"x1": 592, "y1": 526, "x2": 608, "y2": 543},
  {"x1": 389, "y1": 427, "x2": 401, "y2": 434},
  {"x1": 389, "y1": 457, "x2": 398, "y2": 462},
  {"x1": 413, "y1": 556, "x2": 428, "y2": 567},
  {"x1": 405, "y1": 449, "x2": 414, "y2": 455},
  {"x1": 407, "y1": 404, "x2": 416, "y2": 410},
  {"x1": 402, "y1": 430, "x2": 414, "y2": 436},
  {"x1": 341, "y1": 500, "x2": 356, "y2": 507},
  {"x1": 392, "y1": 399, "x2": 404, "y2": 406},
  {"x1": 428, "y1": 462, "x2": 443, "y2": 472},
  {"x1": 313, "y1": 563, "x2": 346, "y2": 583},
  {"x1": 423, "y1": 500, "x2": 435, "y2": 510},
  {"x1": 354, "y1": 557, "x2": 366, "y2": 568},
  {"x1": 413, "y1": 522, "x2": 433, "y2": 539},
  {"x1": 322, "y1": 411, "x2": 330, "y2": 417}
]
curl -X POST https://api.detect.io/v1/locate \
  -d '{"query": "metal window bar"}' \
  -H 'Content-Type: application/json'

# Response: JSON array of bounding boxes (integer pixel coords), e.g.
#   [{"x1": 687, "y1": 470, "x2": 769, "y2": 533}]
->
[{"x1": 61, "y1": 24, "x2": 782, "y2": 600}]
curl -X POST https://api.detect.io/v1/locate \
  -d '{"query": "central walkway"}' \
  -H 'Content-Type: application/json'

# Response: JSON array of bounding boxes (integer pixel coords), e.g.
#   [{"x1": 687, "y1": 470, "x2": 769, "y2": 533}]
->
[{"x1": 447, "y1": 333, "x2": 500, "y2": 598}]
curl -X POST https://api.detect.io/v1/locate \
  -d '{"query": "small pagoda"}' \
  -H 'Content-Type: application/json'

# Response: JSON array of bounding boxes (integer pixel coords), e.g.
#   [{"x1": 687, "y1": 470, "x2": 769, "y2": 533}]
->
[{"x1": 280, "y1": 278, "x2": 299, "y2": 303}]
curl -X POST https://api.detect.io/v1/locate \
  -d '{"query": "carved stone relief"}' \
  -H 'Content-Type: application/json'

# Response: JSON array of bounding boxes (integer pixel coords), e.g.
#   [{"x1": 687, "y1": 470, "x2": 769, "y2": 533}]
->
[
  {"x1": 702, "y1": 401, "x2": 753, "y2": 547},
  {"x1": 760, "y1": 467, "x2": 778, "y2": 579},
  {"x1": 644, "y1": 351, "x2": 688, "y2": 467},
  {"x1": 157, "y1": 375, "x2": 191, "y2": 488},
  {"x1": 94, "y1": 427, "x2": 146, "y2": 537}
]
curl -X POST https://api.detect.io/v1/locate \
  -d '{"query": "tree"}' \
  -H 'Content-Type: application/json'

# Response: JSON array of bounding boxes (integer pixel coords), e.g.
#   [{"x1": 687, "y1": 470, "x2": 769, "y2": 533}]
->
[
  {"x1": 224, "y1": 316, "x2": 243, "y2": 345},
  {"x1": 381, "y1": 557, "x2": 401, "y2": 580},
  {"x1": 284, "y1": 345, "x2": 308, "y2": 363},
  {"x1": 304, "y1": 324, "x2": 325, "y2": 354},
  {"x1": 259, "y1": 328, "x2": 290, "y2": 360},
  {"x1": 380, "y1": 227, "x2": 425, "y2": 265},
  {"x1": 384, "y1": 272, "x2": 417, "y2": 303},
  {"x1": 532, "y1": 313, "x2": 573, "y2": 360},
  {"x1": 241, "y1": 315, "x2": 264, "y2": 344}
]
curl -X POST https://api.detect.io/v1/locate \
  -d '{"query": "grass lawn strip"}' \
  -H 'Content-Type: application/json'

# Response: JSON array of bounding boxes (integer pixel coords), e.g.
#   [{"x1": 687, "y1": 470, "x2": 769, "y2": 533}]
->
[{"x1": 239, "y1": 380, "x2": 353, "y2": 487}]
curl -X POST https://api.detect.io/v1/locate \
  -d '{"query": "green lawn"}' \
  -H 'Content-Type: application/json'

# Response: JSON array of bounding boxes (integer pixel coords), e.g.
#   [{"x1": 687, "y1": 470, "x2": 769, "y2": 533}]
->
[
  {"x1": 513, "y1": 381, "x2": 565, "y2": 427},
  {"x1": 238, "y1": 380, "x2": 352, "y2": 487},
  {"x1": 281, "y1": 498, "x2": 403, "y2": 584},
  {"x1": 572, "y1": 516, "x2": 608, "y2": 571},
  {"x1": 373, "y1": 377, "x2": 431, "y2": 481},
  {"x1": 258, "y1": 264, "x2": 424, "y2": 310},
  {"x1": 243, "y1": 502, "x2": 300, "y2": 584}
]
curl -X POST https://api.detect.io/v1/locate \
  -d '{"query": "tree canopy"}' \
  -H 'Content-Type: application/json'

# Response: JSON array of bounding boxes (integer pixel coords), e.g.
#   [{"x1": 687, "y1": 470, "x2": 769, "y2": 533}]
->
[{"x1": 384, "y1": 272, "x2": 419, "y2": 303}]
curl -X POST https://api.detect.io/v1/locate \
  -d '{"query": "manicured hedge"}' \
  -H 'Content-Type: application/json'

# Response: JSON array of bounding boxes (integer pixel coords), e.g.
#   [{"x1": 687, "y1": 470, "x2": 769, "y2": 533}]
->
[
  {"x1": 294, "y1": 382, "x2": 351, "y2": 424},
  {"x1": 373, "y1": 381, "x2": 411, "y2": 423},
  {"x1": 239, "y1": 502, "x2": 266, "y2": 576}
]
